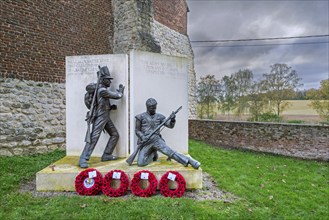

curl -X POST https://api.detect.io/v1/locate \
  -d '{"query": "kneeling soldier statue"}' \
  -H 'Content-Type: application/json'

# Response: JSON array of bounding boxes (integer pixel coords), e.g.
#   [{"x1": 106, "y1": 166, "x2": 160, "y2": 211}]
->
[
  {"x1": 126, "y1": 98, "x2": 200, "y2": 169},
  {"x1": 79, "y1": 66, "x2": 125, "y2": 168}
]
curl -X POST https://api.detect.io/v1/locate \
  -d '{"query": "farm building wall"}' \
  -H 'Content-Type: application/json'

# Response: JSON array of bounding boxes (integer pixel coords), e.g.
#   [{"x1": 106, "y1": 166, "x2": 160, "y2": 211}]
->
[{"x1": 0, "y1": 0, "x2": 197, "y2": 156}]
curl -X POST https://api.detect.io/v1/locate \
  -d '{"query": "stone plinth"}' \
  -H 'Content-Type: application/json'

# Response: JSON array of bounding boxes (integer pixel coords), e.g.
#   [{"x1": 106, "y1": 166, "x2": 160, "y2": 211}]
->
[{"x1": 36, "y1": 156, "x2": 202, "y2": 191}]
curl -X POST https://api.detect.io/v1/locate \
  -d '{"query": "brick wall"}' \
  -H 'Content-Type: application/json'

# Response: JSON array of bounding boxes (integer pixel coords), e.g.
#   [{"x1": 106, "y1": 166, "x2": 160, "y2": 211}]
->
[
  {"x1": 153, "y1": 0, "x2": 188, "y2": 35},
  {"x1": 189, "y1": 120, "x2": 329, "y2": 161},
  {"x1": 0, "y1": 0, "x2": 198, "y2": 157},
  {"x1": 0, "y1": 0, "x2": 113, "y2": 83}
]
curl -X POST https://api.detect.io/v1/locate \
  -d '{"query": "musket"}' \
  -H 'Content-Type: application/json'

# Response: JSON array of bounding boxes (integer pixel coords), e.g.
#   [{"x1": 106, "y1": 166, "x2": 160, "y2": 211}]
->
[
  {"x1": 126, "y1": 106, "x2": 182, "y2": 165},
  {"x1": 84, "y1": 66, "x2": 102, "y2": 143}
]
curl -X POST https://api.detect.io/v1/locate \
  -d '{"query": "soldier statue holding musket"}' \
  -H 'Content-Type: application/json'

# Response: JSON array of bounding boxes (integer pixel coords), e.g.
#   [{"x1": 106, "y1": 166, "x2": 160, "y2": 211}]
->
[
  {"x1": 79, "y1": 66, "x2": 125, "y2": 168},
  {"x1": 126, "y1": 98, "x2": 201, "y2": 169}
]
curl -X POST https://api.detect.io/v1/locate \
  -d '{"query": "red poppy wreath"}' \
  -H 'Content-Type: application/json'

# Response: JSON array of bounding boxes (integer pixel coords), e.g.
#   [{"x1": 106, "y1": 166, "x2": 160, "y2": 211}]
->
[
  {"x1": 130, "y1": 170, "x2": 158, "y2": 197},
  {"x1": 75, "y1": 168, "x2": 103, "y2": 196},
  {"x1": 102, "y1": 170, "x2": 129, "y2": 197},
  {"x1": 159, "y1": 171, "x2": 186, "y2": 198}
]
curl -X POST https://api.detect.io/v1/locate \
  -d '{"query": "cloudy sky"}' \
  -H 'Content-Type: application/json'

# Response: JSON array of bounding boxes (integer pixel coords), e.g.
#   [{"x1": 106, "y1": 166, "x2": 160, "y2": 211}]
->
[{"x1": 187, "y1": 0, "x2": 329, "y2": 90}]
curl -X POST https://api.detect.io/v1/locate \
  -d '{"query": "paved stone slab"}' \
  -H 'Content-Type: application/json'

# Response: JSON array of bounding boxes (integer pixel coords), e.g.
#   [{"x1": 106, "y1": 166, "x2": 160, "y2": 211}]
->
[{"x1": 36, "y1": 156, "x2": 202, "y2": 191}]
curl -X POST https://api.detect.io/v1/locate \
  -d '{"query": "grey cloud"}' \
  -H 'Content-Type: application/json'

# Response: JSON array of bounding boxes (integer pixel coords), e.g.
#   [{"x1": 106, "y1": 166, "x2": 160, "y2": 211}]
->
[{"x1": 187, "y1": 0, "x2": 329, "y2": 89}]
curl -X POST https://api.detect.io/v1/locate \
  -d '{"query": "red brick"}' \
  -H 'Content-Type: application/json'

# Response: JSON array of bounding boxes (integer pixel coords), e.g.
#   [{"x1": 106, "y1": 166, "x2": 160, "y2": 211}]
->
[
  {"x1": 153, "y1": 0, "x2": 188, "y2": 35},
  {"x1": 0, "y1": 0, "x2": 114, "y2": 83}
]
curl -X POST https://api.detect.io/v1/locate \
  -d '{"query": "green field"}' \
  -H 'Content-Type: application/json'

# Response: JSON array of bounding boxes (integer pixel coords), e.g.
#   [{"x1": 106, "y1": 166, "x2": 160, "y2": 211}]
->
[
  {"x1": 215, "y1": 100, "x2": 321, "y2": 123},
  {"x1": 281, "y1": 100, "x2": 318, "y2": 115}
]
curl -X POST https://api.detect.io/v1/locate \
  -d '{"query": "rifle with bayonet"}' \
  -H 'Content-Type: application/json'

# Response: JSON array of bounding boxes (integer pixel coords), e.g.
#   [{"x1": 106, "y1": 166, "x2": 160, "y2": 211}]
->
[
  {"x1": 126, "y1": 106, "x2": 182, "y2": 165},
  {"x1": 84, "y1": 66, "x2": 102, "y2": 143}
]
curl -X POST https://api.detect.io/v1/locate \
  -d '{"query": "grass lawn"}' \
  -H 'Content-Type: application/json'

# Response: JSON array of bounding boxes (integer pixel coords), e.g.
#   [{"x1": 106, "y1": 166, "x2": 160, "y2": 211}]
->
[{"x1": 0, "y1": 140, "x2": 328, "y2": 219}]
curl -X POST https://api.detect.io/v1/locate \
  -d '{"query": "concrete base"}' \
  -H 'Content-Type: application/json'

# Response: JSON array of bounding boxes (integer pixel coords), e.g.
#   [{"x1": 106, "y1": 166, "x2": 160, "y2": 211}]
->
[{"x1": 36, "y1": 156, "x2": 202, "y2": 191}]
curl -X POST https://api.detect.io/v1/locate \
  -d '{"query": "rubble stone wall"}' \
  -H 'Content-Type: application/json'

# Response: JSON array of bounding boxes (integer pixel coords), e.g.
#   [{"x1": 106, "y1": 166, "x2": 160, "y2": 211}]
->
[
  {"x1": 189, "y1": 119, "x2": 329, "y2": 161},
  {"x1": 112, "y1": 0, "x2": 196, "y2": 117},
  {"x1": 0, "y1": 78, "x2": 66, "y2": 156}
]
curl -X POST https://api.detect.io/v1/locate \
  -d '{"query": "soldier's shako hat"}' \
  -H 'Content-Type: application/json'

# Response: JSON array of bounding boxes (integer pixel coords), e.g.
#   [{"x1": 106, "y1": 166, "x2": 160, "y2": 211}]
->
[{"x1": 99, "y1": 66, "x2": 113, "y2": 80}]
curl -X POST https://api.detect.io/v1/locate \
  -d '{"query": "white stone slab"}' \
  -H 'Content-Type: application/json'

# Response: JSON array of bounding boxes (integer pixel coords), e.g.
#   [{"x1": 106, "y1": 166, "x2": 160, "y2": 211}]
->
[
  {"x1": 130, "y1": 50, "x2": 189, "y2": 155},
  {"x1": 65, "y1": 54, "x2": 128, "y2": 157}
]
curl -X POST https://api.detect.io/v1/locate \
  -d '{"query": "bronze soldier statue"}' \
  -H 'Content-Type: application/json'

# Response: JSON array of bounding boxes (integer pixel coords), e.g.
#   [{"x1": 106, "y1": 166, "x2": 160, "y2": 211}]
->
[
  {"x1": 79, "y1": 66, "x2": 125, "y2": 168},
  {"x1": 127, "y1": 98, "x2": 200, "y2": 169}
]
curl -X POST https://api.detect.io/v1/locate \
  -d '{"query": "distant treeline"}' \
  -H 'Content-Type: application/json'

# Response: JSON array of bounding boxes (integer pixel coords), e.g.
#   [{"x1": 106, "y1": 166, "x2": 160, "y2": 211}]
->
[{"x1": 196, "y1": 63, "x2": 329, "y2": 122}]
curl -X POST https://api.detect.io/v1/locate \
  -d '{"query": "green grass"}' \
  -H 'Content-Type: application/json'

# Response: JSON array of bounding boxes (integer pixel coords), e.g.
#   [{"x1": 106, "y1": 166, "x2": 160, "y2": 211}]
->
[
  {"x1": 189, "y1": 140, "x2": 329, "y2": 219},
  {"x1": 1, "y1": 143, "x2": 328, "y2": 219},
  {"x1": 0, "y1": 150, "x2": 65, "y2": 193},
  {"x1": 286, "y1": 120, "x2": 305, "y2": 124}
]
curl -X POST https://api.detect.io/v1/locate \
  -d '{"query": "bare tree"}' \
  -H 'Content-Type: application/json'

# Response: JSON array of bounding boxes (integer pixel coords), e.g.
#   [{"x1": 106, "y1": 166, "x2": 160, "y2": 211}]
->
[
  {"x1": 196, "y1": 75, "x2": 220, "y2": 119},
  {"x1": 308, "y1": 79, "x2": 329, "y2": 122},
  {"x1": 219, "y1": 75, "x2": 237, "y2": 118},
  {"x1": 248, "y1": 81, "x2": 268, "y2": 121},
  {"x1": 232, "y1": 69, "x2": 253, "y2": 117},
  {"x1": 262, "y1": 64, "x2": 303, "y2": 116}
]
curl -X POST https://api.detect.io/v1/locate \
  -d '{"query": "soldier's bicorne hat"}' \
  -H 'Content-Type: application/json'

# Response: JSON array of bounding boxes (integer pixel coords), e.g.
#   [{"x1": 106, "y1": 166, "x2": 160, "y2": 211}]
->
[{"x1": 99, "y1": 66, "x2": 113, "y2": 79}]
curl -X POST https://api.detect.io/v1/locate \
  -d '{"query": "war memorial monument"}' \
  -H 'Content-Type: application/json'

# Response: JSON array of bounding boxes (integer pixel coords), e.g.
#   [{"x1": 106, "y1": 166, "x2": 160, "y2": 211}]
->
[{"x1": 36, "y1": 51, "x2": 202, "y2": 193}]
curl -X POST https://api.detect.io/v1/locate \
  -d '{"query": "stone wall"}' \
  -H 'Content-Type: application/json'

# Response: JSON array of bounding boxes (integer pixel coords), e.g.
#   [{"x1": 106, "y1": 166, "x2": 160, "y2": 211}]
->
[
  {"x1": 112, "y1": 0, "x2": 196, "y2": 118},
  {"x1": 152, "y1": 21, "x2": 197, "y2": 118},
  {"x1": 0, "y1": 0, "x2": 113, "y2": 82},
  {"x1": 0, "y1": 78, "x2": 66, "y2": 156},
  {"x1": 0, "y1": 0, "x2": 197, "y2": 156},
  {"x1": 189, "y1": 120, "x2": 329, "y2": 161},
  {"x1": 112, "y1": 0, "x2": 161, "y2": 54}
]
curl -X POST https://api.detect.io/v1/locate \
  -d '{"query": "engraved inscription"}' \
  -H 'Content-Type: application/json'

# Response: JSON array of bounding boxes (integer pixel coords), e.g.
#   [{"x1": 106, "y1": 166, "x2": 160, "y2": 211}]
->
[
  {"x1": 67, "y1": 57, "x2": 110, "y2": 76},
  {"x1": 141, "y1": 59, "x2": 185, "y2": 79}
]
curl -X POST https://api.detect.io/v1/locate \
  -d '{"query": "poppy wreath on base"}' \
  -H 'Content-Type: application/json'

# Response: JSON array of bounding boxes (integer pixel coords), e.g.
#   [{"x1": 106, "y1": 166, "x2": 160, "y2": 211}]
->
[
  {"x1": 102, "y1": 170, "x2": 129, "y2": 197},
  {"x1": 75, "y1": 168, "x2": 103, "y2": 196},
  {"x1": 130, "y1": 170, "x2": 158, "y2": 197},
  {"x1": 159, "y1": 171, "x2": 186, "y2": 198}
]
